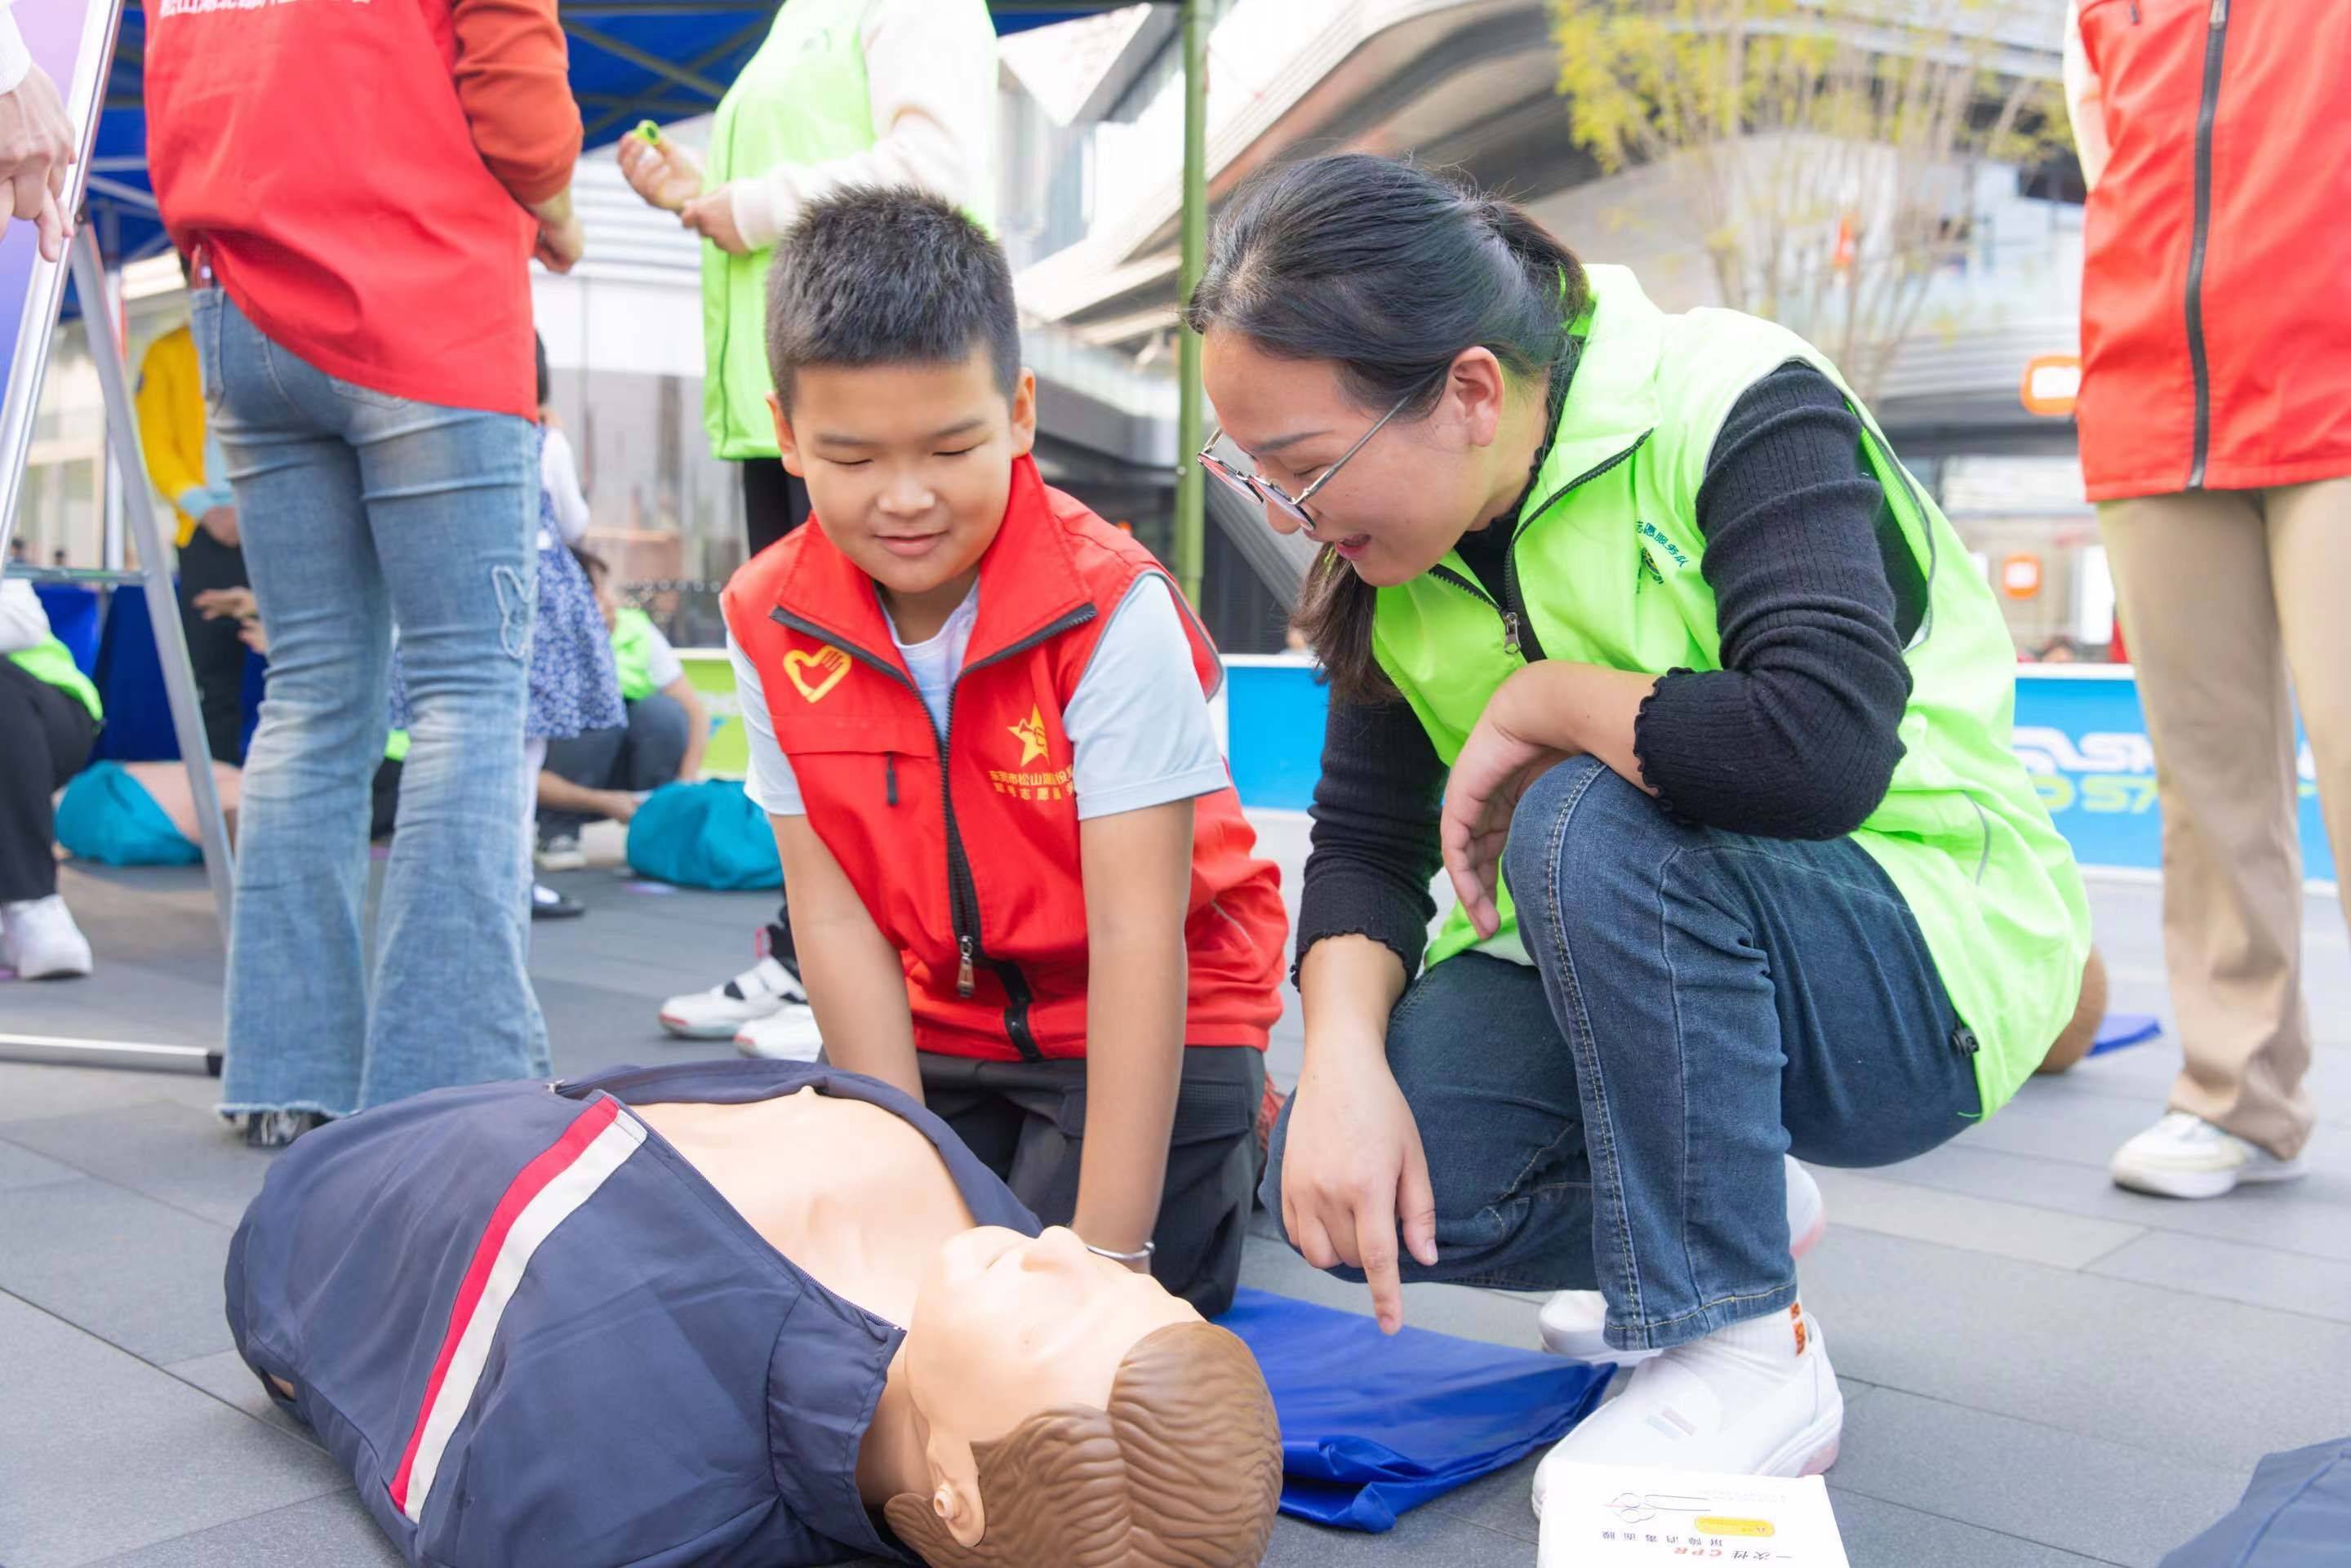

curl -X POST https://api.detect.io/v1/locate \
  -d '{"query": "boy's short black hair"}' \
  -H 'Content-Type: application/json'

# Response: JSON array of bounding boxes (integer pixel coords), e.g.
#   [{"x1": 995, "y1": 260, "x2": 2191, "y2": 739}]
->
[{"x1": 764, "y1": 187, "x2": 1020, "y2": 414}]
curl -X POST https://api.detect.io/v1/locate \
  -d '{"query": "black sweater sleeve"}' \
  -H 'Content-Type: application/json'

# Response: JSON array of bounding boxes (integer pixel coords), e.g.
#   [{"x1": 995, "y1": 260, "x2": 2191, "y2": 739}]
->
[
  {"x1": 1633, "y1": 362, "x2": 1918, "y2": 839},
  {"x1": 1294, "y1": 362, "x2": 1922, "y2": 979},
  {"x1": 1292, "y1": 690, "x2": 1448, "y2": 983}
]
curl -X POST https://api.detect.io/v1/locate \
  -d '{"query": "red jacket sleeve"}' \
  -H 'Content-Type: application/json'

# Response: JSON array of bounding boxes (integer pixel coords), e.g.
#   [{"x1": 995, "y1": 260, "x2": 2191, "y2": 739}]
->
[{"x1": 451, "y1": 0, "x2": 582, "y2": 207}]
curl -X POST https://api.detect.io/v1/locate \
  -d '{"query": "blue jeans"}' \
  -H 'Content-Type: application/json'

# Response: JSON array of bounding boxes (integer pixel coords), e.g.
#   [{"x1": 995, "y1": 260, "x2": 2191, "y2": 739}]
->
[
  {"x1": 1263, "y1": 755, "x2": 1981, "y2": 1352},
  {"x1": 197, "y1": 290, "x2": 547, "y2": 1117}
]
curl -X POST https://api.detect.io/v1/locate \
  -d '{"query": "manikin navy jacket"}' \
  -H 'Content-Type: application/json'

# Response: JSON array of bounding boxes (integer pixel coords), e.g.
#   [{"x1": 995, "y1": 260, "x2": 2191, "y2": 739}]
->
[{"x1": 224, "y1": 1060, "x2": 1040, "y2": 1568}]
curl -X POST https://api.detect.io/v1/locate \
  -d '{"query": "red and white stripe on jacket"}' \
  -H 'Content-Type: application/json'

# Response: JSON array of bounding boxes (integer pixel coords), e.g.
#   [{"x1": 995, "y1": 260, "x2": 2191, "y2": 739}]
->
[{"x1": 386, "y1": 1097, "x2": 647, "y2": 1523}]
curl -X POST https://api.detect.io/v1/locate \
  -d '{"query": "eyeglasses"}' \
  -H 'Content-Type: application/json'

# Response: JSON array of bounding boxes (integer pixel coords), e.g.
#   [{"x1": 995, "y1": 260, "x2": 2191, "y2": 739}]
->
[{"x1": 1197, "y1": 373, "x2": 1437, "y2": 530}]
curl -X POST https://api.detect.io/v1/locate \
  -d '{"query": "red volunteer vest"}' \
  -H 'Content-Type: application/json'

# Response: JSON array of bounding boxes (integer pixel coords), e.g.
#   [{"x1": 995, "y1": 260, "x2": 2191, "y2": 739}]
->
[
  {"x1": 2076, "y1": 0, "x2": 2351, "y2": 500},
  {"x1": 145, "y1": 0, "x2": 540, "y2": 420},
  {"x1": 722, "y1": 458, "x2": 1287, "y2": 1063}
]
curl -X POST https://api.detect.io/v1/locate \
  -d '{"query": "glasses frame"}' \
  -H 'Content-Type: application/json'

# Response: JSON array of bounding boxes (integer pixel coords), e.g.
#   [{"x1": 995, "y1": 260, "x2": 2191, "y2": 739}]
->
[{"x1": 1196, "y1": 371, "x2": 1440, "y2": 529}]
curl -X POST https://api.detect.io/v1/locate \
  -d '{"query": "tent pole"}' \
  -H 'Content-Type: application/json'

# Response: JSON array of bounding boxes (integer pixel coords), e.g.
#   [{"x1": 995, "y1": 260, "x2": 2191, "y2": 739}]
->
[{"x1": 1172, "y1": 0, "x2": 1207, "y2": 607}]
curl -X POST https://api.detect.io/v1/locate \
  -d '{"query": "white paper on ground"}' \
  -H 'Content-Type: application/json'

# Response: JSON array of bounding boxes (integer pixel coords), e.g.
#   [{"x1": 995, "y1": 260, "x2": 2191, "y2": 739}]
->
[{"x1": 1538, "y1": 1462, "x2": 1850, "y2": 1566}]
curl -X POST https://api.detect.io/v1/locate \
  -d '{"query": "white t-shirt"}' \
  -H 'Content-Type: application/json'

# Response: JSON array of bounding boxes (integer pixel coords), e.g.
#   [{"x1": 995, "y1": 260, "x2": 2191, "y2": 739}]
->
[
  {"x1": 637, "y1": 615, "x2": 687, "y2": 695},
  {"x1": 730, "y1": 575, "x2": 1229, "y2": 822}
]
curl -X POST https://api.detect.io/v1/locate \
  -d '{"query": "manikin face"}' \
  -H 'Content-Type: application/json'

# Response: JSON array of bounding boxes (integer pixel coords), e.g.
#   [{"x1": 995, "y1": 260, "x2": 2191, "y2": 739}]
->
[
  {"x1": 1199, "y1": 331, "x2": 1516, "y2": 589},
  {"x1": 770, "y1": 350, "x2": 1039, "y2": 622},
  {"x1": 901, "y1": 1225, "x2": 1198, "y2": 1547}
]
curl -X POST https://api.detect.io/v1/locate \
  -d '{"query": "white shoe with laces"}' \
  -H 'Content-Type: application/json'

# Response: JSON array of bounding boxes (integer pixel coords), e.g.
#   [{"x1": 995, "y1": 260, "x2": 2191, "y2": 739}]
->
[
  {"x1": 2, "y1": 895, "x2": 93, "y2": 980},
  {"x1": 733, "y1": 1005, "x2": 824, "y2": 1062},
  {"x1": 1531, "y1": 1304, "x2": 1842, "y2": 1519},
  {"x1": 2110, "y1": 1111, "x2": 2307, "y2": 1199},
  {"x1": 1540, "y1": 1156, "x2": 1825, "y2": 1365},
  {"x1": 659, "y1": 953, "x2": 807, "y2": 1039}
]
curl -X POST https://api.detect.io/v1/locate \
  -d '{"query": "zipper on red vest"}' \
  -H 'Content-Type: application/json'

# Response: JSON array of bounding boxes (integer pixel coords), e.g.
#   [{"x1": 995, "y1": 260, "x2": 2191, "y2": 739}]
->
[
  {"x1": 2183, "y1": 0, "x2": 2232, "y2": 489},
  {"x1": 768, "y1": 600, "x2": 1098, "y2": 1061},
  {"x1": 885, "y1": 753, "x2": 898, "y2": 807}
]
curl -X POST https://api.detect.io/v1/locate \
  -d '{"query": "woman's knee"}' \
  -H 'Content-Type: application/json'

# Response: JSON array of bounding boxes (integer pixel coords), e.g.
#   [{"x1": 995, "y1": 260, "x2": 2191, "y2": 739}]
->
[{"x1": 1500, "y1": 755, "x2": 1678, "y2": 933}]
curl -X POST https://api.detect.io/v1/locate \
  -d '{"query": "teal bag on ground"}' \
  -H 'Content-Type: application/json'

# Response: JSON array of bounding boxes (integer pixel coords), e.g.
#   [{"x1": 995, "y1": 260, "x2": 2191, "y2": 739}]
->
[
  {"x1": 54, "y1": 762, "x2": 202, "y2": 867},
  {"x1": 624, "y1": 780, "x2": 781, "y2": 891}
]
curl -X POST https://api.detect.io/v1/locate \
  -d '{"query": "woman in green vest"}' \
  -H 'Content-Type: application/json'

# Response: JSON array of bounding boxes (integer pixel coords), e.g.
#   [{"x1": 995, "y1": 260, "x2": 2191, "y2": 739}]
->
[
  {"x1": 1192, "y1": 155, "x2": 2090, "y2": 1498},
  {"x1": 0, "y1": 579, "x2": 102, "y2": 979},
  {"x1": 616, "y1": 0, "x2": 999, "y2": 1046}
]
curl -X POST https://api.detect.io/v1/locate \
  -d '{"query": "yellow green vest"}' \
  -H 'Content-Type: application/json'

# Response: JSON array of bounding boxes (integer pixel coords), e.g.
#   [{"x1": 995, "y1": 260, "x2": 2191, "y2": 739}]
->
[
  {"x1": 610, "y1": 606, "x2": 660, "y2": 703},
  {"x1": 1371, "y1": 266, "x2": 2089, "y2": 1117},
  {"x1": 10, "y1": 637, "x2": 102, "y2": 722},
  {"x1": 701, "y1": 0, "x2": 999, "y2": 460}
]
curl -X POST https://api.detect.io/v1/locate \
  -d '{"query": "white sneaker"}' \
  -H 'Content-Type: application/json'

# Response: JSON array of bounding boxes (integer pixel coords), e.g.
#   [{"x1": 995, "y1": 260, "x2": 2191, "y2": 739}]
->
[
  {"x1": 536, "y1": 833, "x2": 587, "y2": 872},
  {"x1": 2110, "y1": 1111, "x2": 2307, "y2": 1199},
  {"x1": 733, "y1": 1005, "x2": 824, "y2": 1062},
  {"x1": 1, "y1": 895, "x2": 93, "y2": 980},
  {"x1": 659, "y1": 953, "x2": 807, "y2": 1039},
  {"x1": 1540, "y1": 1157, "x2": 1825, "y2": 1364},
  {"x1": 1532, "y1": 1304, "x2": 1842, "y2": 1517}
]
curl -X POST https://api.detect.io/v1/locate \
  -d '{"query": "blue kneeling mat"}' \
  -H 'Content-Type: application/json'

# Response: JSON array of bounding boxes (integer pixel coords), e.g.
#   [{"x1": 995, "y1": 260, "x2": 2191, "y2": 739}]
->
[
  {"x1": 2092, "y1": 1012, "x2": 2162, "y2": 1055},
  {"x1": 2160, "y1": 1437, "x2": 2349, "y2": 1566},
  {"x1": 1216, "y1": 1287, "x2": 1614, "y2": 1532}
]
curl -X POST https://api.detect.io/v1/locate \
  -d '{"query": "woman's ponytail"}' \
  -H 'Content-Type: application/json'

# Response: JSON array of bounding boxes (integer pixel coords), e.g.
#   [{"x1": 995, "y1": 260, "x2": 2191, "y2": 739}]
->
[{"x1": 1187, "y1": 156, "x2": 1586, "y2": 703}]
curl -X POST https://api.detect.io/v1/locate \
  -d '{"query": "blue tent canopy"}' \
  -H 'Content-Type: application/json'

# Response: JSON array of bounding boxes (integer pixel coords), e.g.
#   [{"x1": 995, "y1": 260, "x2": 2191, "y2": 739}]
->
[{"x1": 79, "y1": 2, "x2": 1144, "y2": 276}]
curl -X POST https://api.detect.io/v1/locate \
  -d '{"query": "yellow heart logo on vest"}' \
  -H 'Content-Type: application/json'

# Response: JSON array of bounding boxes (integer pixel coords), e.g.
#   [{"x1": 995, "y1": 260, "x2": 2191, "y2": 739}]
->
[{"x1": 784, "y1": 646, "x2": 851, "y2": 704}]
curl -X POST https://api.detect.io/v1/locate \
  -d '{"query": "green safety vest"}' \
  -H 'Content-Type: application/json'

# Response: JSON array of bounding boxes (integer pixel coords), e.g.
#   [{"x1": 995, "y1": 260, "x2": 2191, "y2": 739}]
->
[
  {"x1": 701, "y1": 0, "x2": 998, "y2": 460},
  {"x1": 1372, "y1": 265, "x2": 2090, "y2": 1117},
  {"x1": 9, "y1": 637, "x2": 102, "y2": 723},
  {"x1": 610, "y1": 606, "x2": 659, "y2": 703}
]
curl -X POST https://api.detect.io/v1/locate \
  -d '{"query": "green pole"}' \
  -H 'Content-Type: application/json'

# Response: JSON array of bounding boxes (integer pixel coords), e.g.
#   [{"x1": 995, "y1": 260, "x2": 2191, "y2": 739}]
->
[{"x1": 1173, "y1": 0, "x2": 1209, "y2": 607}]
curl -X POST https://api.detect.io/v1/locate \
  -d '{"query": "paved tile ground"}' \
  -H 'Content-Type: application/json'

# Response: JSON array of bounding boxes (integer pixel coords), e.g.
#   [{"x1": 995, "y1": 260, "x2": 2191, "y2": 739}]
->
[{"x1": 2, "y1": 815, "x2": 2344, "y2": 1567}]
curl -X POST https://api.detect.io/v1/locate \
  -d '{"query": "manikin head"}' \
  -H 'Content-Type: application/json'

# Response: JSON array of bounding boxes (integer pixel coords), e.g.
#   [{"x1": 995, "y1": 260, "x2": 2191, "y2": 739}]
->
[{"x1": 889, "y1": 1225, "x2": 1282, "y2": 1567}]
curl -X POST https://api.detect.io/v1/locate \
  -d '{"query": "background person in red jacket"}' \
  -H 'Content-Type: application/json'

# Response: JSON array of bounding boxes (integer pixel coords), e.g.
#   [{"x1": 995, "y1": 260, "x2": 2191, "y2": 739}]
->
[
  {"x1": 2066, "y1": 0, "x2": 2349, "y2": 1199},
  {"x1": 144, "y1": 0, "x2": 585, "y2": 1147},
  {"x1": 719, "y1": 189, "x2": 1288, "y2": 1317}
]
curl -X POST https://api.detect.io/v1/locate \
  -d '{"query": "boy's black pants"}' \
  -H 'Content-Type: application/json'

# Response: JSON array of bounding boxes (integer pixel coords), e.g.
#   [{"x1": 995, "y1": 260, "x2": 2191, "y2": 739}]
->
[{"x1": 917, "y1": 1045, "x2": 1265, "y2": 1317}]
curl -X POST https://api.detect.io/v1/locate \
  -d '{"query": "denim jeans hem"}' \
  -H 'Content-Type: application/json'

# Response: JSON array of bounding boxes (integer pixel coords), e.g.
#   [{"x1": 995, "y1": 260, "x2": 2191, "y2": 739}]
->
[{"x1": 1608, "y1": 1279, "x2": 1800, "y2": 1353}]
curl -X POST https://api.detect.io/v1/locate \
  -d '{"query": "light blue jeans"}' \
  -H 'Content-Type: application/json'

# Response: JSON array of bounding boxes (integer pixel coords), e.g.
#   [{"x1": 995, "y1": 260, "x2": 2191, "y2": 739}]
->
[{"x1": 196, "y1": 289, "x2": 549, "y2": 1117}]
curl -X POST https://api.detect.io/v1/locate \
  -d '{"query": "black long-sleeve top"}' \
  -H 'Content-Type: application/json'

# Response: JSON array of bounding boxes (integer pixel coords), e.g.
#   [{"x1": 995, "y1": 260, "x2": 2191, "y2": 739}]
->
[{"x1": 1296, "y1": 362, "x2": 1928, "y2": 981}]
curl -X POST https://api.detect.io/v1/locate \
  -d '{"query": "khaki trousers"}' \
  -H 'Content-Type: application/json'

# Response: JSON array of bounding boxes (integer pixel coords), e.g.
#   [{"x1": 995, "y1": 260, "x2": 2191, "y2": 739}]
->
[{"x1": 2098, "y1": 478, "x2": 2351, "y2": 1159}]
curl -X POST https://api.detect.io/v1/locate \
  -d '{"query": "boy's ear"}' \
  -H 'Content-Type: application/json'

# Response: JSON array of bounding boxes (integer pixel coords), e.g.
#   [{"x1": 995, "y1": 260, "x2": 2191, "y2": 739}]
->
[
  {"x1": 769, "y1": 392, "x2": 807, "y2": 478},
  {"x1": 1008, "y1": 370, "x2": 1038, "y2": 460}
]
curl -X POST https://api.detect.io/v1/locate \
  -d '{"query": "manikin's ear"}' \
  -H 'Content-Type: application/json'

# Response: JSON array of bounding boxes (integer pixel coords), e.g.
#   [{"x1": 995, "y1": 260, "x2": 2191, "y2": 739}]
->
[
  {"x1": 922, "y1": 1428, "x2": 987, "y2": 1549},
  {"x1": 768, "y1": 392, "x2": 807, "y2": 478},
  {"x1": 1440, "y1": 346, "x2": 1510, "y2": 451},
  {"x1": 1008, "y1": 368, "x2": 1038, "y2": 460}
]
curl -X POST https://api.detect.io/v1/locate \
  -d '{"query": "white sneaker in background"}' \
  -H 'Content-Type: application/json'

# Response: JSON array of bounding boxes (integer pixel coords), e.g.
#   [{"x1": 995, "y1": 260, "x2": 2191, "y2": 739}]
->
[
  {"x1": 536, "y1": 833, "x2": 588, "y2": 872},
  {"x1": 1532, "y1": 1304, "x2": 1842, "y2": 1518},
  {"x1": 1, "y1": 895, "x2": 93, "y2": 980},
  {"x1": 659, "y1": 953, "x2": 807, "y2": 1039},
  {"x1": 2110, "y1": 1111, "x2": 2307, "y2": 1199},
  {"x1": 1540, "y1": 1157, "x2": 1825, "y2": 1364},
  {"x1": 733, "y1": 1004, "x2": 824, "y2": 1063}
]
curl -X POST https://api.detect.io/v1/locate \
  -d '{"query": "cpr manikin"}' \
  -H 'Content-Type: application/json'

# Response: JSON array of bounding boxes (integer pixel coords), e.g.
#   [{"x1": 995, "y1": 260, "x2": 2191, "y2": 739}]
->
[{"x1": 225, "y1": 1061, "x2": 1282, "y2": 1566}]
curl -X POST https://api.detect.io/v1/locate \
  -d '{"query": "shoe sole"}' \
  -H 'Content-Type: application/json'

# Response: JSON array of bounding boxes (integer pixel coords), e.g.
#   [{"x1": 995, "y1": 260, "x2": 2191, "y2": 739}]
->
[
  {"x1": 660, "y1": 1011, "x2": 778, "y2": 1040},
  {"x1": 536, "y1": 855, "x2": 589, "y2": 873},
  {"x1": 2112, "y1": 1161, "x2": 2307, "y2": 1200}
]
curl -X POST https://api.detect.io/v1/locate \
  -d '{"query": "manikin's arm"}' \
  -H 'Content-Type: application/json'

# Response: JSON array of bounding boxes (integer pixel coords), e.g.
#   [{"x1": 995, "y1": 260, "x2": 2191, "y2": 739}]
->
[
  {"x1": 1071, "y1": 797, "x2": 1196, "y2": 1260},
  {"x1": 773, "y1": 812, "x2": 922, "y2": 1101}
]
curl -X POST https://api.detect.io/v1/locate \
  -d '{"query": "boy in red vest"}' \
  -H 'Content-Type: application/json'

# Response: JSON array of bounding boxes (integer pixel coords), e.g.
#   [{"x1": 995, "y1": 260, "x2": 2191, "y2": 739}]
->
[{"x1": 719, "y1": 188, "x2": 1287, "y2": 1314}]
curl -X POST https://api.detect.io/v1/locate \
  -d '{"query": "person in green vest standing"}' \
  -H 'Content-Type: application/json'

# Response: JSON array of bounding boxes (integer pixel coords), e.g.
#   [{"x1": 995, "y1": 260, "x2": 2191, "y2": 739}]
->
[
  {"x1": 616, "y1": 0, "x2": 999, "y2": 1048},
  {"x1": 1191, "y1": 156, "x2": 2091, "y2": 1499},
  {"x1": 0, "y1": 578, "x2": 101, "y2": 979}
]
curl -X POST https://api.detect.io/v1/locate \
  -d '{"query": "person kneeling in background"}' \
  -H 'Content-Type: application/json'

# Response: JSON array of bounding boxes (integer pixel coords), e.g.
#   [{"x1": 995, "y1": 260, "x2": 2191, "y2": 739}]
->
[{"x1": 535, "y1": 549, "x2": 709, "y2": 869}]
